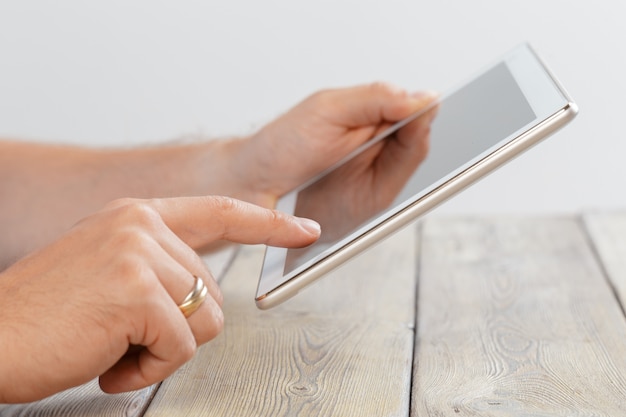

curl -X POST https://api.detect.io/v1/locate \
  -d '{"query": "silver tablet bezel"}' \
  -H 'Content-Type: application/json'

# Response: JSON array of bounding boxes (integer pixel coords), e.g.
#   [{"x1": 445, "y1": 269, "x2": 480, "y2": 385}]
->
[{"x1": 256, "y1": 44, "x2": 578, "y2": 309}]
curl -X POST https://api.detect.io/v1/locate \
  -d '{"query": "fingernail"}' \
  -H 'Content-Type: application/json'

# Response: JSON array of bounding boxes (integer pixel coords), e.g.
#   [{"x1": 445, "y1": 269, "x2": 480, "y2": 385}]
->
[{"x1": 296, "y1": 217, "x2": 321, "y2": 236}]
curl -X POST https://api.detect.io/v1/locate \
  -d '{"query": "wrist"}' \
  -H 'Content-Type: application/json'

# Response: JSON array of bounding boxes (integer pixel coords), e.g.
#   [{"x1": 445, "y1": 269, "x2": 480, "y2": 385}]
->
[
  {"x1": 0, "y1": 272, "x2": 28, "y2": 403},
  {"x1": 213, "y1": 135, "x2": 280, "y2": 208}
]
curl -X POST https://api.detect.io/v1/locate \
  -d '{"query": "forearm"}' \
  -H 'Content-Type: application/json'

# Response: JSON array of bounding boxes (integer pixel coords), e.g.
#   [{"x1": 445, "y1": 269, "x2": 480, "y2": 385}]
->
[{"x1": 0, "y1": 138, "x2": 267, "y2": 269}]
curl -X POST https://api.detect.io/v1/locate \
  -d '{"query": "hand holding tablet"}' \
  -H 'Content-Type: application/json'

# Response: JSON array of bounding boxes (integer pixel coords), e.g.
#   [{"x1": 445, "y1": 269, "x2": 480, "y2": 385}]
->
[{"x1": 257, "y1": 43, "x2": 578, "y2": 309}]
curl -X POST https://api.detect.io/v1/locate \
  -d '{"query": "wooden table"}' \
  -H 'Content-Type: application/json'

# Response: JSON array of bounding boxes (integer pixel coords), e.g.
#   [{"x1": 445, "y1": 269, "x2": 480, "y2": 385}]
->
[{"x1": 3, "y1": 213, "x2": 626, "y2": 416}]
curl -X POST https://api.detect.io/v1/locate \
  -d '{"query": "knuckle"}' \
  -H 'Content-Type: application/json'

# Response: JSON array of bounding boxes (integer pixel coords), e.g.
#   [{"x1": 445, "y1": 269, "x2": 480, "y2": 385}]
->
[
  {"x1": 369, "y1": 81, "x2": 406, "y2": 100},
  {"x1": 83, "y1": 199, "x2": 161, "y2": 237},
  {"x1": 307, "y1": 87, "x2": 332, "y2": 103},
  {"x1": 209, "y1": 195, "x2": 239, "y2": 213},
  {"x1": 206, "y1": 196, "x2": 247, "y2": 239},
  {"x1": 103, "y1": 197, "x2": 139, "y2": 211},
  {"x1": 117, "y1": 201, "x2": 162, "y2": 229},
  {"x1": 112, "y1": 254, "x2": 153, "y2": 291},
  {"x1": 268, "y1": 210, "x2": 289, "y2": 226},
  {"x1": 178, "y1": 335, "x2": 197, "y2": 363},
  {"x1": 111, "y1": 227, "x2": 156, "y2": 256},
  {"x1": 206, "y1": 308, "x2": 225, "y2": 340},
  {"x1": 268, "y1": 208, "x2": 283, "y2": 225},
  {"x1": 195, "y1": 303, "x2": 225, "y2": 344},
  {"x1": 213, "y1": 307, "x2": 225, "y2": 332},
  {"x1": 214, "y1": 286, "x2": 224, "y2": 307},
  {"x1": 304, "y1": 87, "x2": 338, "y2": 112},
  {"x1": 266, "y1": 209, "x2": 291, "y2": 236}
]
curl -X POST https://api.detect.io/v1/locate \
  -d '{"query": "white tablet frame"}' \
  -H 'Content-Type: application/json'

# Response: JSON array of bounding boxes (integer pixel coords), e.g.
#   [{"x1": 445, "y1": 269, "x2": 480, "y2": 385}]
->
[{"x1": 256, "y1": 43, "x2": 578, "y2": 309}]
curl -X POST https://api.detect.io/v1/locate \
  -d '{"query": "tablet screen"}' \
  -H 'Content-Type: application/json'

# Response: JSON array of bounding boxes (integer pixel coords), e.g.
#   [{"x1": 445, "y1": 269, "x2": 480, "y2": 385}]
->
[
  {"x1": 286, "y1": 63, "x2": 535, "y2": 274},
  {"x1": 258, "y1": 44, "x2": 573, "y2": 301}
]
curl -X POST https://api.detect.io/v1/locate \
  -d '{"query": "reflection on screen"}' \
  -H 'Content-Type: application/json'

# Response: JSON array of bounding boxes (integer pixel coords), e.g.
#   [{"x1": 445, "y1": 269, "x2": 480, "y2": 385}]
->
[{"x1": 285, "y1": 62, "x2": 536, "y2": 275}]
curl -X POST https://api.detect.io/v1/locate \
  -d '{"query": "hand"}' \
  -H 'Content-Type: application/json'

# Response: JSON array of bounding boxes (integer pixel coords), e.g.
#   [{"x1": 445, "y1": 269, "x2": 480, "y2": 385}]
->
[
  {"x1": 0, "y1": 196, "x2": 320, "y2": 403},
  {"x1": 231, "y1": 82, "x2": 438, "y2": 208},
  {"x1": 293, "y1": 101, "x2": 439, "y2": 242}
]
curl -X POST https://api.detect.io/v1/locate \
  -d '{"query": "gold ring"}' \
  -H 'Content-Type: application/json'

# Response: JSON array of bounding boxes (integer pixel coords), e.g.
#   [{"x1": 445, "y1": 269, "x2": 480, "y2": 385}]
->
[{"x1": 178, "y1": 275, "x2": 208, "y2": 318}]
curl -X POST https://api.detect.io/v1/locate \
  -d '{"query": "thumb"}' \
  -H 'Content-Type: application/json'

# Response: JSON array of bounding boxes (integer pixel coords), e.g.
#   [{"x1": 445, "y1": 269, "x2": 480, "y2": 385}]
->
[{"x1": 320, "y1": 82, "x2": 435, "y2": 128}]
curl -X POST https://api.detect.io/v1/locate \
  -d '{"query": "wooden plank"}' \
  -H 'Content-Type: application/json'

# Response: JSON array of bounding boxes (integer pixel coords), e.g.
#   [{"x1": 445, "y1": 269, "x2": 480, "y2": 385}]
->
[
  {"x1": 0, "y1": 381, "x2": 155, "y2": 417},
  {"x1": 583, "y1": 212, "x2": 626, "y2": 307},
  {"x1": 411, "y1": 216, "x2": 626, "y2": 416},
  {"x1": 145, "y1": 226, "x2": 419, "y2": 417},
  {"x1": 0, "y1": 245, "x2": 238, "y2": 416}
]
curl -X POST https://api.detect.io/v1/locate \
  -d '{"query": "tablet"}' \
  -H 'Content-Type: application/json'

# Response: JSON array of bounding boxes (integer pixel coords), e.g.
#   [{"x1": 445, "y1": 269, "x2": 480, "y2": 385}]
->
[{"x1": 256, "y1": 43, "x2": 578, "y2": 309}]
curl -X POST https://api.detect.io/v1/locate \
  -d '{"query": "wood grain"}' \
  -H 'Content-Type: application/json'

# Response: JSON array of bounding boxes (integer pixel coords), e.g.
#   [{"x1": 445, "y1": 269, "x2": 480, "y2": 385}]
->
[
  {"x1": 411, "y1": 216, "x2": 626, "y2": 416},
  {"x1": 583, "y1": 212, "x2": 626, "y2": 308},
  {"x1": 10, "y1": 214, "x2": 626, "y2": 416},
  {"x1": 0, "y1": 381, "x2": 156, "y2": 417},
  {"x1": 145, "y1": 226, "x2": 419, "y2": 417}
]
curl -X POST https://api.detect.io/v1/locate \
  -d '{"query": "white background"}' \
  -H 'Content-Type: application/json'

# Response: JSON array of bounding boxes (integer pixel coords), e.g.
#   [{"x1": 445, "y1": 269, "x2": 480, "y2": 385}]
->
[{"x1": 1, "y1": 1, "x2": 623, "y2": 215}]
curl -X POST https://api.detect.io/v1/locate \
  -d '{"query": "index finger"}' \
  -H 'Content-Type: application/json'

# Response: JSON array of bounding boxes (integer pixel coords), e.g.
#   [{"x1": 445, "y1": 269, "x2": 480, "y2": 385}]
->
[{"x1": 148, "y1": 196, "x2": 321, "y2": 249}]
